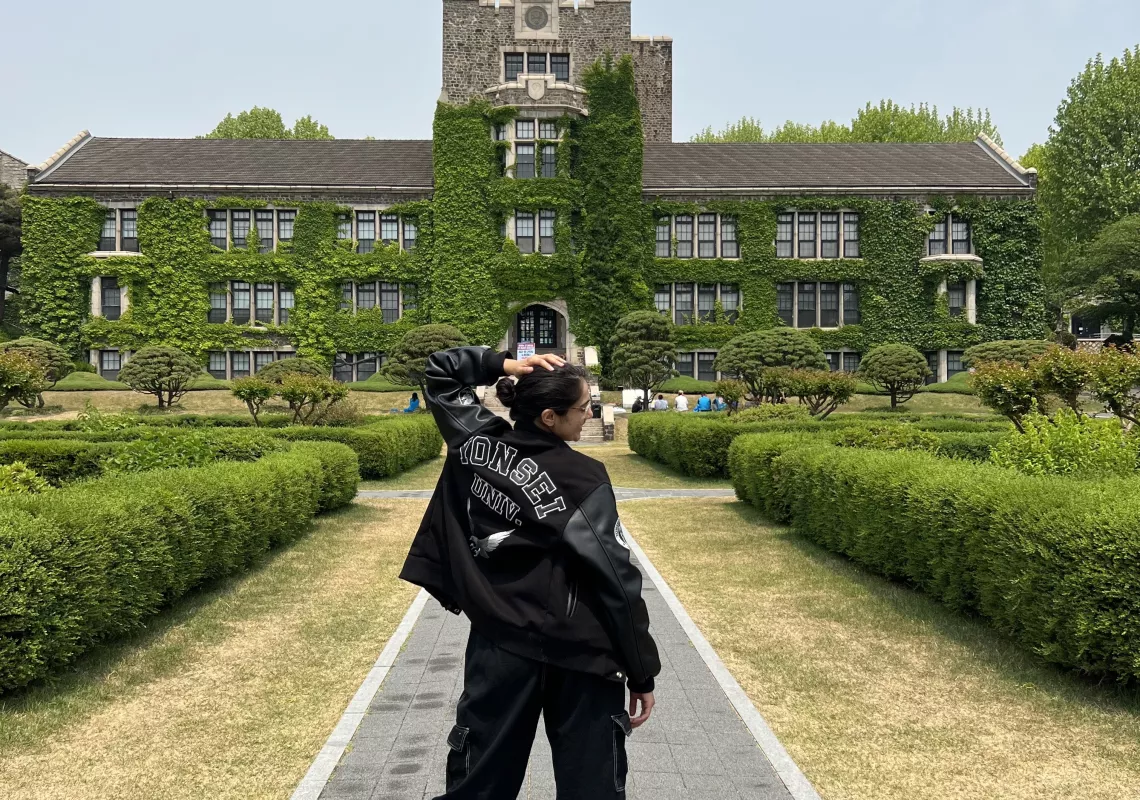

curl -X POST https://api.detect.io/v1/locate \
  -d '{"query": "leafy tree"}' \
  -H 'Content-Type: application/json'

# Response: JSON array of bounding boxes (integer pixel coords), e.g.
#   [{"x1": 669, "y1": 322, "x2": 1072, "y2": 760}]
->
[
  {"x1": 963, "y1": 339, "x2": 1051, "y2": 368},
  {"x1": 858, "y1": 344, "x2": 932, "y2": 410},
  {"x1": 0, "y1": 337, "x2": 74, "y2": 407},
  {"x1": 0, "y1": 182, "x2": 20, "y2": 324},
  {"x1": 1034, "y1": 346, "x2": 1096, "y2": 415},
  {"x1": 278, "y1": 374, "x2": 349, "y2": 425},
  {"x1": 232, "y1": 377, "x2": 275, "y2": 426},
  {"x1": 714, "y1": 329, "x2": 828, "y2": 403},
  {"x1": 969, "y1": 360, "x2": 1047, "y2": 432},
  {"x1": 203, "y1": 107, "x2": 334, "y2": 140},
  {"x1": 610, "y1": 311, "x2": 677, "y2": 403},
  {"x1": 1065, "y1": 214, "x2": 1140, "y2": 342},
  {"x1": 693, "y1": 100, "x2": 1001, "y2": 144},
  {"x1": 1091, "y1": 346, "x2": 1140, "y2": 429},
  {"x1": 0, "y1": 351, "x2": 49, "y2": 412},
  {"x1": 715, "y1": 378, "x2": 747, "y2": 415},
  {"x1": 385, "y1": 324, "x2": 468, "y2": 401},
  {"x1": 117, "y1": 346, "x2": 201, "y2": 408},
  {"x1": 254, "y1": 357, "x2": 327, "y2": 384},
  {"x1": 788, "y1": 369, "x2": 857, "y2": 419}
]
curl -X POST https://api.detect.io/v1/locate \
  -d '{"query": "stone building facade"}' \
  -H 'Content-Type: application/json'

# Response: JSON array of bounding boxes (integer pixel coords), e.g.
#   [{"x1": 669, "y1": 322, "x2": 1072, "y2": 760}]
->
[{"x1": 0, "y1": 149, "x2": 27, "y2": 190}]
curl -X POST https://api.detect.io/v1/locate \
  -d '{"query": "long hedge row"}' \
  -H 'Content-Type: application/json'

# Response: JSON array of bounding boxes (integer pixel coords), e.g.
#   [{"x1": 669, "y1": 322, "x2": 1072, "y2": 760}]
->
[
  {"x1": 628, "y1": 412, "x2": 1009, "y2": 478},
  {"x1": 729, "y1": 433, "x2": 1140, "y2": 682},
  {"x1": 0, "y1": 441, "x2": 359, "y2": 693}
]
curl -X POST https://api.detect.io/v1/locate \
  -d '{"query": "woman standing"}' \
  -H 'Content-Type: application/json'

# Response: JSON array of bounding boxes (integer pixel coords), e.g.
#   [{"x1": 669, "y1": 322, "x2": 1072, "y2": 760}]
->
[{"x1": 400, "y1": 347, "x2": 660, "y2": 799}]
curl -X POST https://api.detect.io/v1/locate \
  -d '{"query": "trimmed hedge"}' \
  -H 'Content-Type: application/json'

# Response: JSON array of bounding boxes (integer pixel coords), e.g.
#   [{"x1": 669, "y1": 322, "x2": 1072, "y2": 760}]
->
[
  {"x1": 0, "y1": 441, "x2": 358, "y2": 693},
  {"x1": 0, "y1": 439, "x2": 111, "y2": 485},
  {"x1": 728, "y1": 433, "x2": 1140, "y2": 682}
]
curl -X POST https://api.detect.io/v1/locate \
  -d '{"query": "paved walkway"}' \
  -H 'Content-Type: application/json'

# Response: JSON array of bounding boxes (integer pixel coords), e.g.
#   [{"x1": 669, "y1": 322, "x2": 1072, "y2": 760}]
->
[{"x1": 295, "y1": 492, "x2": 816, "y2": 800}]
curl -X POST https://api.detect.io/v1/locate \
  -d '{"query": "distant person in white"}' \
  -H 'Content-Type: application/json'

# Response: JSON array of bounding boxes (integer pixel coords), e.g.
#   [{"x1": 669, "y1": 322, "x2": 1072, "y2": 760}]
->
[
  {"x1": 652, "y1": 394, "x2": 668, "y2": 411},
  {"x1": 674, "y1": 391, "x2": 689, "y2": 412}
]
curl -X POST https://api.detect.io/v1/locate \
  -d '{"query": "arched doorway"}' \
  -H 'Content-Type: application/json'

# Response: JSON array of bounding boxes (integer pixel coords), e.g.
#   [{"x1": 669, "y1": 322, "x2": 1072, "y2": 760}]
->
[{"x1": 504, "y1": 301, "x2": 573, "y2": 359}]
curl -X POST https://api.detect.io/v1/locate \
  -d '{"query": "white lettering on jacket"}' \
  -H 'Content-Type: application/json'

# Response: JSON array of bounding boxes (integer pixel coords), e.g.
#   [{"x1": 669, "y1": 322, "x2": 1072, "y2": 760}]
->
[{"x1": 459, "y1": 436, "x2": 566, "y2": 520}]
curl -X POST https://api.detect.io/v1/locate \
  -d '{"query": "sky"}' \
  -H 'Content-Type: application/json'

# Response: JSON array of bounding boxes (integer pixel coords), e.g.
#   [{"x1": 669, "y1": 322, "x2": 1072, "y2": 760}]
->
[{"x1": 2, "y1": 0, "x2": 1139, "y2": 165}]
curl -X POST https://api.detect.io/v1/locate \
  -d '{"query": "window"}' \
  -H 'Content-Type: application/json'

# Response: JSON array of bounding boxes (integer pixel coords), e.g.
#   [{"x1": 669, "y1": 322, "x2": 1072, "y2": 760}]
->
[
  {"x1": 797, "y1": 282, "x2": 817, "y2": 328},
  {"x1": 825, "y1": 352, "x2": 840, "y2": 372},
  {"x1": 208, "y1": 283, "x2": 228, "y2": 323},
  {"x1": 231, "y1": 352, "x2": 251, "y2": 379},
  {"x1": 777, "y1": 282, "x2": 795, "y2": 326},
  {"x1": 516, "y1": 211, "x2": 535, "y2": 254},
  {"x1": 255, "y1": 210, "x2": 274, "y2": 253},
  {"x1": 381, "y1": 282, "x2": 400, "y2": 324},
  {"x1": 333, "y1": 353, "x2": 355, "y2": 383},
  {"x1": 100, "y1": 350, "x2": 121, "y2": 380},
  {"x1": 231, "y1": 210, "x2": 250, "y2": 249},
  {"x1": 947, "y1": 350, "x2": 965, "y2": 378},
  {"x1": 929, "y1": 215, "x2": 948, "y2": 256},
  {"x1": 947, "y1": 281, "x2": 967, "y2": 317},
  {"x1": 403, "y1": 219, "x2": 418, "y2": 251},
  {"x1": 843, "y1": 283, "x2": 860, "y2": 325},
  {"x1": 340, "y1": 282, "x2": 353, "y2": 312},
  {"x1": 698, "y1": 284, "x2": 717, "y2": 321},
  {"x1": 357, "y1": 282, "x2": 376, "y2": 310},
  {"x1": 232, "y1": 281, "x2": 251, "y2": 324},
  {"x1": 676, "y1": 353, "x2": 694, "y2": 379},
  {"x1": 541, "y1": 145, "x2": 556, "y2": 178},
  {"x1": 357, "y1": 353, "x2": 379, "y2": 382},
  {"x1": 925, "y1": 351, "x2": 940, "y2": 385},
  {"x1": 380, "y1": 213, "x2": 399, "y2": 245},
  {"x1": 254, "y1": 352, "x2": 276, "y2": 374},
  {"x1": 720, "y1": 284, "x2": 740, "y2": 321},
  {"x1": 721, "y1": 216, "x2": 739, "y2": 258},
  {"x1": 337, "y1": 214, "x2": 352, "y2": 240},
  {"x1": 675, "y1": 215, "x2": 693, "y2": 259},
  {"x1": 101, "y1": 277, "x2": 120, "y2": 320},
  {"x1": 537, "y1": 307, "x2": 556, "y2": 347},
  {"x1": 505, "y1": 53, "x2": 524, "y2": 81},
  {"x1": 776, "y1": 213, "x2": 794, "y2": 258},
  {"x1": 655, "y1": 218, "x2": 671, "y2": 258},
  {"x1": 516, "y1": 120, "x2": 535, "y2": 140},
  {"x1": 100, "y1": 210, "x2": 117, "y2": 251},
  {"x1": 356, "y1": 212, "x2": 375, "y2": 254},
  {"x1": 208, "y1": 210, "x2": 228, "y2": 249},
  {"x1": 654, "y1": 284, "x2": 671, "y2": 315},
  {"x1": 539, "y1": 120, "x2": 558, "y2": 139},
  {"x1": 403, "y1": 283, "x2": 418, "y2": 314},
  {"x1": 517, "y1": 308, "x2": 535, "y2": 345},
  {"x1": 120, "y1": 210, "x2": 138, "y2": 252},
  {"x1": 819, "y1": 282, "x2": 840, "y2": 327},
  {"x1": 842, "y1": 352, "x2": 861, "y2": 373},
  {"x1": 537, "y1": 210, "x2": 556, "y2": 254},
  {"x1": 844, "y1": 213, "x2": 860, "y2": 258},
  {"x1": 675, "y1": 283, "x2": 694, "y2": 326},
  {"x1": 698, "y1": 214, "x2": 717, "y2": 258},
  {"x1": 208, "y1": 352, "x2": 227, "y2": 380},
  {"x1": 255, "y1": 283, "x2": 275, "y2": 324},
  {"x1": 494, "y1": 123, "x2": 508, "y2": 142},
  {"x1": 952, "y1": 219, "x2": 971, "y2": 254},
  {"x1": 698, "y1": 353, "x2": 717, "y2": 383},
  {"x1": 551, "y1": 53, "x2": 570, "y2": 82},
  {"x1": 798, "y1": 213, "x2": 817, "y2": 259},
  {"x1": 278, "y1": 210, "x2": 296, "y2": 242},
  {"x1": 515, "y1": 144, "x2": 535, "y2": 178},
  {"x1": 279, "y1": 285, "x2": 294, "y2": 325},
  {"x1": 528, "y1": 53, "x2": 547, "y2": 74},
  {"x1": 820, "y1": 213, "x2": 839, "y2": 259}
]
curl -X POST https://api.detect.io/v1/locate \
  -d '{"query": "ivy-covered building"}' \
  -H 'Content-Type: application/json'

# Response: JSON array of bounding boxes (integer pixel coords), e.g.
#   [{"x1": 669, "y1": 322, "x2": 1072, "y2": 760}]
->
[{"x1": 20, "y1": 0, "x2": 1042, "y2": 384}]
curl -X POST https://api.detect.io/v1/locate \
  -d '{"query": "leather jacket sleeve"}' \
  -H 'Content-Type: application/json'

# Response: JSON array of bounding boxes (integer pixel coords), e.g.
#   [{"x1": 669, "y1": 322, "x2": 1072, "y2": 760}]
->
[
  {"x1": 424, "y1": 347, "x2": 512, "y2": 449},
  {"x1": 562, "y1": 484, "x2": 661, "y2": 694}
]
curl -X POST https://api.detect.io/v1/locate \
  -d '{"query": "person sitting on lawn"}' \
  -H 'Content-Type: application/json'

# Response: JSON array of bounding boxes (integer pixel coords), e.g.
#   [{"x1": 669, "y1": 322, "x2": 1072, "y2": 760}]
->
[
  {"x1": 695, "y1": 392, "x2": 712, "y2": 412},
  {"x1": 403, "y1": 392, "x2": 420, "y2": 413},
  {"x1": 652, "y1": 394, "x2": 668, "y2": 411}
]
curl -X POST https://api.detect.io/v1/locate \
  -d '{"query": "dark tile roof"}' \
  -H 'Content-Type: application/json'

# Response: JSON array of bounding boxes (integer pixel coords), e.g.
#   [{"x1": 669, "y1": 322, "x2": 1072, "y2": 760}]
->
[
  {"x1": 642, "y1": 142, "x2": 1031, "y2": 192},
  {"x1": 33, "y1": 137, "x2": 434, "y2": 188}
]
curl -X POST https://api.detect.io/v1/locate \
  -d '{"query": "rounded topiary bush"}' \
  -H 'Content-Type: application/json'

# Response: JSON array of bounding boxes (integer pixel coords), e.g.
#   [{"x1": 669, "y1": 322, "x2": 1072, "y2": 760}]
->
[
  {"x1": 963, "y1": 339, "x2": 1051, "y2": 368},
  {"x1": 254, "y1": 358, "x2": 328, "y2": 384},
  {"x1": 117, "y1": 347, "x2": 202, "y2": 409},
  {"x1": 858, "y1": 344, "x2": 931, "y2": 410},
  {"x1": 715, "y1": 329, "x2": 828, "y2": 403}
]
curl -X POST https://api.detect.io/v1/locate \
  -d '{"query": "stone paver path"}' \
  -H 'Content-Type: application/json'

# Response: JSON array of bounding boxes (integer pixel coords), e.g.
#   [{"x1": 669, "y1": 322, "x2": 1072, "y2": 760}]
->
[{"x1": 302, "y1": 490, "x2": 813, "y2": 800}]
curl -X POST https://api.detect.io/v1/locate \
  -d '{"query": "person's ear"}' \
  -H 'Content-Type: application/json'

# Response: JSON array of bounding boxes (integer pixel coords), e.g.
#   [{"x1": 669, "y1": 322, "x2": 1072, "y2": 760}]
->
[{"x1": 540, "y1": 408, "x2": 557, "y2": 428}]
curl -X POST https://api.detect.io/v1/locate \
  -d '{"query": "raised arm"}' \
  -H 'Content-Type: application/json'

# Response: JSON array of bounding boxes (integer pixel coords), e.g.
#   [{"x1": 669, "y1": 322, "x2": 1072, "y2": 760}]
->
[{"x1": 424, "y1": 347, "x2": 512, "y2": 449}]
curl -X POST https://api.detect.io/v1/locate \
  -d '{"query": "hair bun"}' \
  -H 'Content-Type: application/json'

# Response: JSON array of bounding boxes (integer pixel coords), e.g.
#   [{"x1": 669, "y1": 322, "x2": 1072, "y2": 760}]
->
[{"x1": 495, "y1": 377, "x2": 517, "y2": 408}]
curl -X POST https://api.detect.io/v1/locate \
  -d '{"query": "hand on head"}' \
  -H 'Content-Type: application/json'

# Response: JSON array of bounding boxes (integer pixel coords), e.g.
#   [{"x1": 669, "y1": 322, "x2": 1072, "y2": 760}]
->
[{"x1": 505, "y1": 353, "x2": 566, "y2": 377}]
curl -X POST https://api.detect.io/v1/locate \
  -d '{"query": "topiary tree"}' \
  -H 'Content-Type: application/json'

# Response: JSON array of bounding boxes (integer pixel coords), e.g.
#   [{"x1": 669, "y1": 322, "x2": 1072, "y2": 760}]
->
[
  {"x1": 858, "y1": 344, "x2": 932, "y2": 410},
  {"x1": 1033, "y1": 346, "x2": 1096, "y2": 415},
  {"x1": 278, "y1": 374, "x2": 349, "y2": 425},
  {"x1": 969, "y1": 360, "x2": 1047, "y2": 432},
  {"x1": 715, "y1": 329, "x2": 828, "y2": 404},
  {"x1": 0, "y1": 351, "x2": 49, "y2": 412},
  {"x1": 610, "y1": 311, "x2": 677, "y2": 404},
  {"x1": 0, "y1": 337, "x2": 75, "y2": 408},
  {"x1": 231, "y1": 377, "x2": 275, "y2": 426},
  {"x1": 254, "y1": 357, "x2": 327, "y2": 384},
  {"x1": 963, "y1": 339, "x2": 1051, "y2": 368},
  {"x1": 788, "y1": 369, "x2": 857, "y2": 419},
  {"x1": 385, "y1": 324, "x2": 468, "y2": 402},
  {"x1": 117, "y1": 346, "x2": 201, "y2": 408}
]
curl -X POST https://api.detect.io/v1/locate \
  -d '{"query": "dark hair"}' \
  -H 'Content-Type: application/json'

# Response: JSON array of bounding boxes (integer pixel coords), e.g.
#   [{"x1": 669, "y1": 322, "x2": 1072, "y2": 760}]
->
[
  {"x1": 411, "y1": 392, "x2": 419, "y2": 400},
  {"x1": 495, "y1": 364, "x2": 590, "y2": 422}
]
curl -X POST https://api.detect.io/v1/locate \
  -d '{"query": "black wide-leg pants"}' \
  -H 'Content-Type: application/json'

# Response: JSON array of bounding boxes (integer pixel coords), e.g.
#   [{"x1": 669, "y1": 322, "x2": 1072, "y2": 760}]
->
[{"x1": 434, "y1": 628, "x2": 631, "y2": 800}]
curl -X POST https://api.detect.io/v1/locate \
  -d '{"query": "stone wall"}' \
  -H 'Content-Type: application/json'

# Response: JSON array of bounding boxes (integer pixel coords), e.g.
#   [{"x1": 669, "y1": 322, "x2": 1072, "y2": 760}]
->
[
  {"x1": 0, "y1": 151, "x2": 27, "y2": 189},
  {"x1": 441, "y1": 0, "x2": 673, "y2": 141}
]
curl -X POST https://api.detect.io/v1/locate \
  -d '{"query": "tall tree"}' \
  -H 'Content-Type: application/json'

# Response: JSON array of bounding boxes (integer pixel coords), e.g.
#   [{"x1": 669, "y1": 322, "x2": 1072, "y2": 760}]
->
[
  {"x1": 610, "y1": 311, "x2": 677, "y2": 403},
  {"x1": 203, "y1": 107, "x2": 334, "y2": 139},
  {"x1": 693, "y1": 100, "x2": 1001, "y2": 144},
  {"x1": 0, "y1": 182, "x2": 21, "y2": 323},
  {"x1": 1065, "y1": 214, "x2": 1140, "y2": 341}
]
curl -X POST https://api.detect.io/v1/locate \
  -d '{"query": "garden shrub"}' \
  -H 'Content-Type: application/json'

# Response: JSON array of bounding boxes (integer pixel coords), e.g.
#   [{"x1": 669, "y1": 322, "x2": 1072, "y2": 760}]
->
[
  {"x1": 714, "y1": 329, "x2": 827, "y2": 403},
  {"x1": 788, "y1": 369, "x2": 857, "y2": 419},
  {"x1": 0, "y1": 351, "x2": 50, "y2": 412},
  {"x1": 858, "y1": 344, "x2": 931, "y2": 409},
  {"x1": 728, "y1": 433, "x2": 1140, "y2": 682},
  {"x1": 0, "y1": 441, "x2": 358, "y2": 693},
  {"x1": 715, "y1": 379, "x2": 747, "y2": 414},
  {"x1": 0, "y1": 462, "x2": 50, "y2": 495},
  {"x1": 271, "y1": 415, "x2": 442, "y2": 479},
  {"x1": 0, "y1": 338, "x2": 74, "y2": 407},
  {"x1": 832, "y1": 424, "x2": 941, "y2": 454},
  {"x1": 963, "y1": 339, "x2": 1051, "y2": 368},
  {"x1": 729, "y1": 405, "x2": 813, "y2": 424},
  {"x1": 1091, "y1": 346, "x2": 1140, "y2": 428},
  {"x1": 117, "y1": 346, "x2": 202, "y2": 408},
  {"x1": 253, "y1": 357, "x2": 327, "y2": 384},
  {"x1": 930, "y1": 431, "x2": 1006, "y2": 462},
  {"x1": 969, "y1": 360, "x2": 1048, "y2": 432},
  {"x1": 0, "y1": 439, "x2": 109, "y2": 484},
  {"x1": 1033, "y1": 346, "x2": 1096, "y2": 415},
  {"x1": 990, "y1": 409, "x2": 1139, "y2": 478}
]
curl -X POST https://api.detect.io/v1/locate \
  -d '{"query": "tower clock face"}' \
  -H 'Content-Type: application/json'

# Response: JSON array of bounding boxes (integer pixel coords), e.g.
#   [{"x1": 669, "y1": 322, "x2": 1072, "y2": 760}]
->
[{"x1": 525, "y1": 5, "x2": 549, "y2": 30}]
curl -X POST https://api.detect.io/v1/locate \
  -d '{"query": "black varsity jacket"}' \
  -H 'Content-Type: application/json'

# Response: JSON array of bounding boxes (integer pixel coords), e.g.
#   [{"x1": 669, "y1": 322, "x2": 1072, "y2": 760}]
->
[{"x1": 399, "y1": 347, "x2": 661, "y2": 694}]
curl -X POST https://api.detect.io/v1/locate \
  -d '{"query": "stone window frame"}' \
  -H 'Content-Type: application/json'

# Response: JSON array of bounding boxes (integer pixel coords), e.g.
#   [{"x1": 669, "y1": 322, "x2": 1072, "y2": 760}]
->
[
  {"x1": 673, "y1": 351, "x2": 725, "y2": 382},
  {"x1": 656, "y1": 283, "x2": 744, "y2": 325},
  {"x1": 203, "y1": 280, "x2": 294, "y2": 327},
  {"x1": 776, "y1": 281, "x2": 860, "y2": 330},
  {"x1": 340, "y1": 206, "x2": 417, "y2": 252},
  {"x1": 339, "y1": 281, "x2": 419, "y2": 319},
  {"x1": 656, "y1": 213, "x2": 741, "y2": 261},
  {"x1": 500, "y1": 47, "x2": 573, "y2": 84},
  {"x1": 927, "y1": 211, "x2": 973, "y2": 257},
  {"x1": 776, "y1": 210, "x2": 862, "y2": 260}
]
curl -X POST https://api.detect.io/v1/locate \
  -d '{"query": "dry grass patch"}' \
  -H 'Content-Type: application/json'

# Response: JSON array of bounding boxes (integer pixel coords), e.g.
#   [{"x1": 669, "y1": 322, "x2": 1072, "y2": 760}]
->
[
  {"x1": 623, "y1": 499, "x2": 1140, "y2": 800},
  {"x1": 37, "y1": 390, "x2": 416, "y2": 418},
  {"x1": 0, "y1": 500, "x2": 421, "y2": 800}
]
